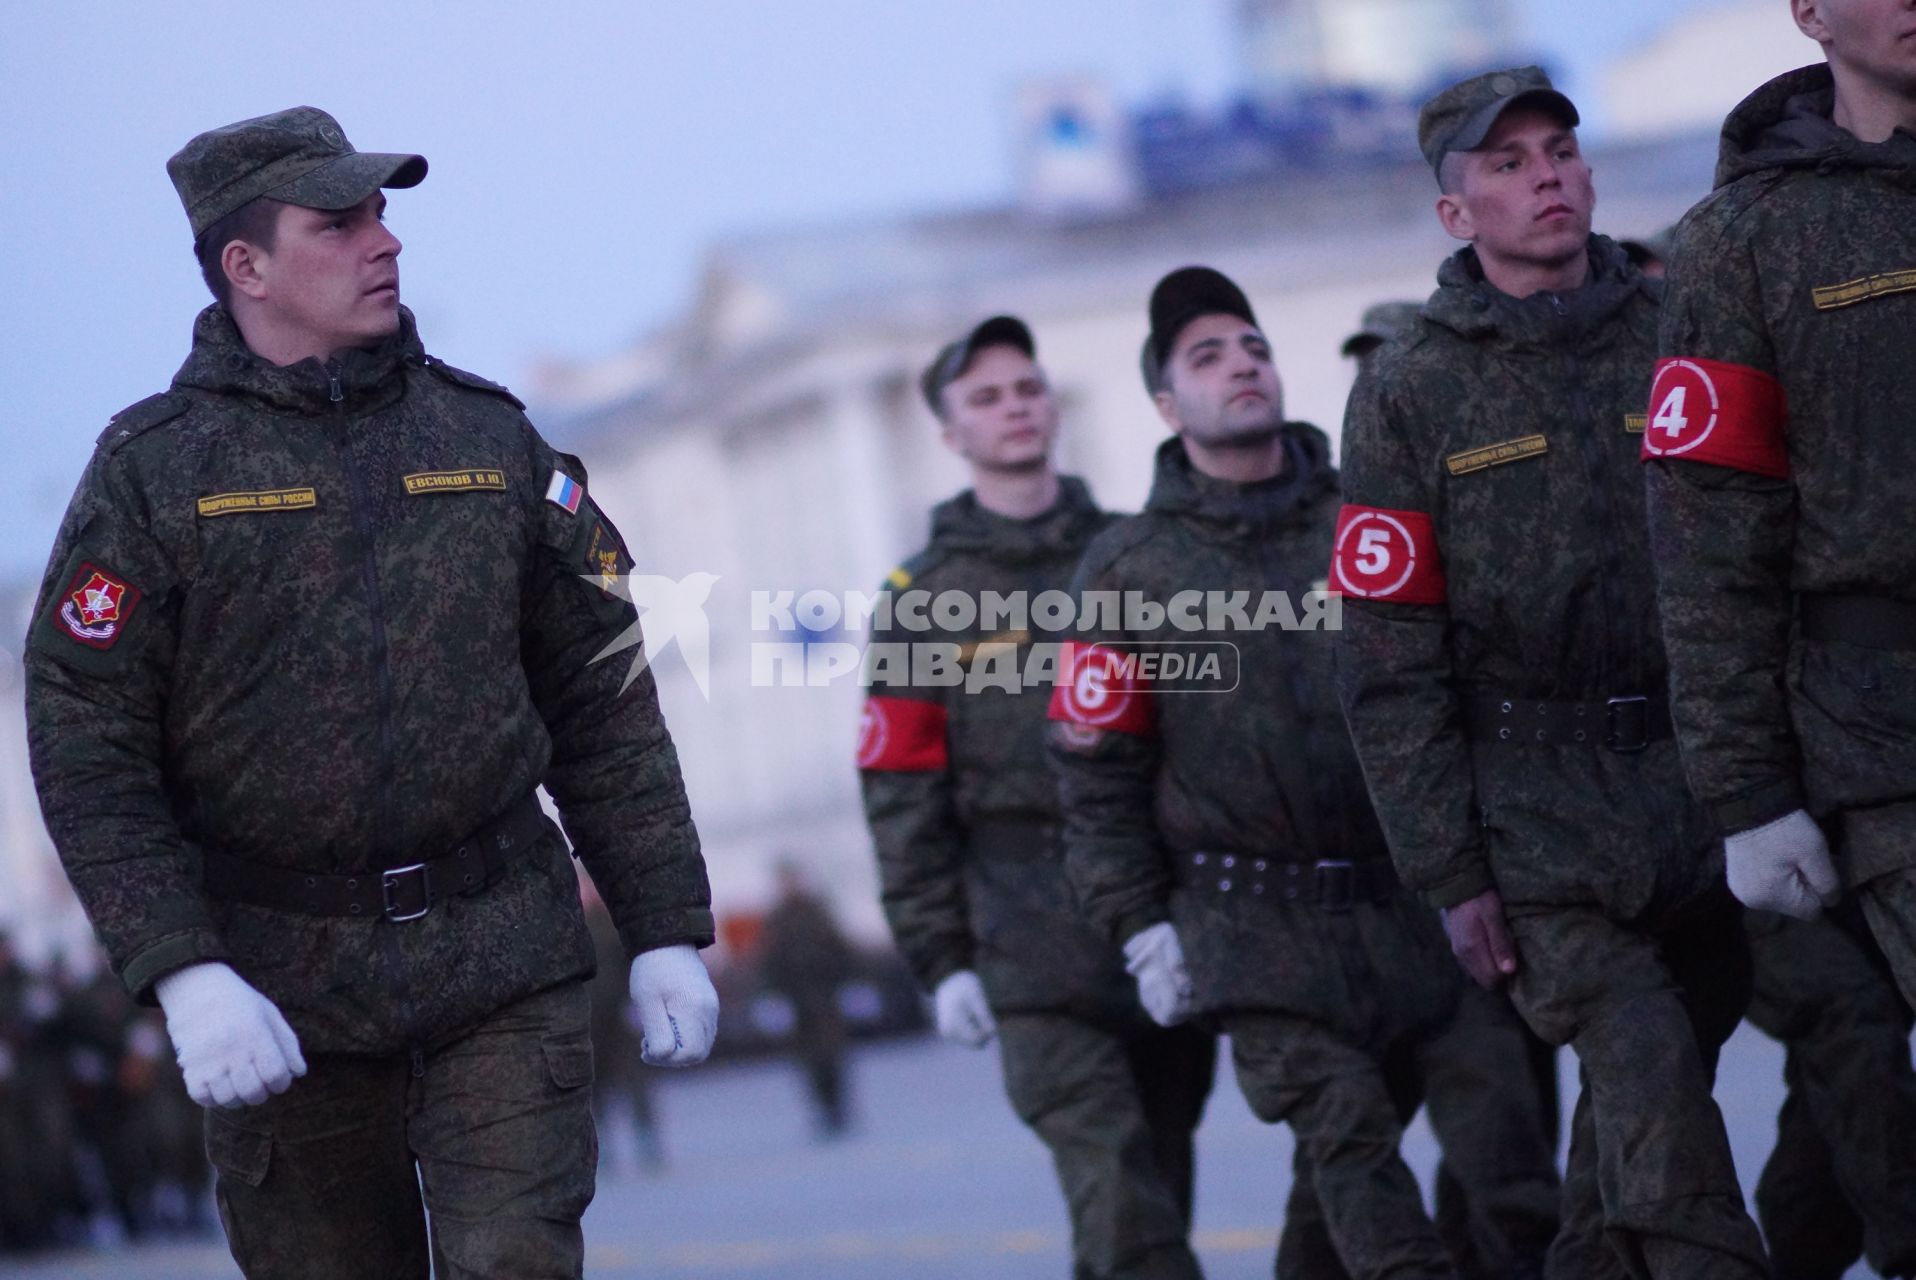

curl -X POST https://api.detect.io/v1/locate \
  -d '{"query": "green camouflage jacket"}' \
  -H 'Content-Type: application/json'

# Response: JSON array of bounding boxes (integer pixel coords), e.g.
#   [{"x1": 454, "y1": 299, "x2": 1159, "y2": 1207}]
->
[
  {"x1": 25, "y1": 305, "x2": 712, "y2": 1054},
  {"x1": 857, "y1": 478, "x2": 1139, "y2": 1019},
  {"x1": 1336, "y1": 238, "x2": 1722, "y2": 917},
  {"x1": 1047, "y1": 432, "x2": 1454, "y2": 1022},
  {"x1": 1643, "y1": 64, "x2": 1916, "y2": 880}
]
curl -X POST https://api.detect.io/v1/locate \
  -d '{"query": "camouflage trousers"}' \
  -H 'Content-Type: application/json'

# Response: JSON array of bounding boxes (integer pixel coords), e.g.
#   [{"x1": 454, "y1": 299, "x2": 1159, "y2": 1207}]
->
[
  {"x1": 205, "y1": 980, "x2": 596, "y2": 1279},
  {"x1": 1226, "y1": 1011, "x2": 1455, "y2": 1280},
  {"x1": 997, "y1": 1011, "x2": 1216, "y2": 1280},
  {"x1": 1746, "y1": 905, "x2": 1916, "y2": 1280},
  {"x1": 1262, "y1": 984, "x2": 1561, "y2": 1280},
  {"x1": 1857, "y1": 865, "x2": 1916, "y2": 1016},
  {"x1": 1505, "y1": 892, "x2": 1768, "y2": 1280}
]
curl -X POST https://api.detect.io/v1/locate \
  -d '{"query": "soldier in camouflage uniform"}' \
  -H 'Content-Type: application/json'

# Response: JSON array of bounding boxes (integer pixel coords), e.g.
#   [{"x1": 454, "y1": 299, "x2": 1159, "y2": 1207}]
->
[
  {"x1": 1743, "y1": 902, "x2": 1916, "y2": 1280},
  {"x1": 23, "y1": 107, "x2": 717, "y2": 1279},
  {"x1": 1639, "y1": 5, "x2": 1916, "y2": 1004},
  {"x1": 1334, "y1": 302, "x2": 1571, "y2": 1280},
  {"x1": 1332, "y1": 70, "x2": 1769, "y2": 1278},
  {"x1": 1048, "y1": 267, "x2": 1560, "y2": 1280},
  {"x1": 859, "y1": 315, "x2": 1216, "y2": 1280}
]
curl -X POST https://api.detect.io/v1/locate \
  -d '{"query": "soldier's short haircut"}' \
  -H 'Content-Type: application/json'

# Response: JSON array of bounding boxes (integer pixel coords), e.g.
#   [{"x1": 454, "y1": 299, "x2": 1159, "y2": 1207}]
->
[
  {"x1": 1438, "y1": 153, "x2": 1467, "y2": 196},
  {"x1": 194, "y1": 196, "x2": 285, "y2": 309}
]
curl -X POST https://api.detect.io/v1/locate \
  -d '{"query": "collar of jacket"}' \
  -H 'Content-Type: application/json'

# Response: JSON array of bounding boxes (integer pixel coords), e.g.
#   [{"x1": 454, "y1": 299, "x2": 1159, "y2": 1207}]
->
[
  {"x1": 171, "y1": 303, "x2": 425, "y2": 417},
  {"x1": 1716, "y1": 62, "x2": 1916, "y2": 188},
  {"x1": 1421, "y1": 235, "x2": 1645, "y2": 349},
  {"x1": 925, "y1": 474, "x2": 1104, "y2": 564},
  {"x1": 1143, "y1": 425, "x2": 1333, "y2": 537}
]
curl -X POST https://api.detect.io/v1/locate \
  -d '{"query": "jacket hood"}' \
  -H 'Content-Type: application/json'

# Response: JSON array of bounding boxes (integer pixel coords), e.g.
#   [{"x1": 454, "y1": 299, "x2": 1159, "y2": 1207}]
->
[
  {"x1": 1143, "y1": 423, "x2": 1335, "y2": 534},
  {"x1": 925, "y1": 474, "x2": 1105, "y2": 564},
  {"x1": 172, "y1": 304, "x2": 424, "y2": 416},
  {"x1": 1715, "y1": 63, "x2": 1916, "y2": 188},
  {"x1": 1421, "y1": 235, "x2": 1648, "y2": 348}
]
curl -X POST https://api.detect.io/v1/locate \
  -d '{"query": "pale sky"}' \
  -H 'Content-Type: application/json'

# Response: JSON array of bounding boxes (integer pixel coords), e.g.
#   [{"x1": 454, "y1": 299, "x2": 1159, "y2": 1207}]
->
[{"x1": 0, "y1": 0, "x2": 1767, "y2": 591}]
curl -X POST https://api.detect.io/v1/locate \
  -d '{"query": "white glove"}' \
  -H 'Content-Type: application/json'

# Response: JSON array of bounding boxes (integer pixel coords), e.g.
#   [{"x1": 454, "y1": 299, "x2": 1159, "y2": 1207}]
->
[
  {"x1": 628, "y1": 944, "x2": 719, "y2": 1067},
  {"x1": 1123, "y1": 922, "x2": 1193, "y2": 1027},
  {"x1": 1725, "y1": 809, "x2": 1842, "y2": 921},
  {"x1": 154, "y1": 962, "x2": 307, "y2": 1109},
  {"x1": 932, "y1": 970, "x2": 997, "y2": 1047}
]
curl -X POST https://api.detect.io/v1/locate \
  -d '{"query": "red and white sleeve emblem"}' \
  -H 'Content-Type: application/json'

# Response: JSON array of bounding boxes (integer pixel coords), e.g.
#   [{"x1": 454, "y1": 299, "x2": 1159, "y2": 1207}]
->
[
  {"x1": 1046, "y1": 643, "x2": 1155, "y2": 737},
  {"x1": 856, "y1": 696, "x2": 949, "y2": 772},
  {"x1": 1329, "y1": 505, "x2": 1447, "y2": 605},
  {"x1": 1639, "y1": 358, "x2": 1789, "y2": 478},
  {"x1": 55, "y1": 563, "x2": 142, "y2": 650}
]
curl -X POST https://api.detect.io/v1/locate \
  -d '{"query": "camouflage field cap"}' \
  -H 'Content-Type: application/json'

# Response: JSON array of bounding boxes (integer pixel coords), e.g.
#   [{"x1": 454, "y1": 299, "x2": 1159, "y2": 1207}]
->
[
  {"x1": 1142, "y1": 266, "x2": 1259, "y2": 395},
  {"x1": 1417, "y1": 66, "x2": 1578, "y2": 177},
  {"x1": 920, "y1": 315, "x2": 1036, "y2": 416},
  {"x1": 1341, "y1": 300, "x2": 1423, "y2": 358},
  {"x1": 168, "y1": 106, "x2": 427, "y2": 241}
]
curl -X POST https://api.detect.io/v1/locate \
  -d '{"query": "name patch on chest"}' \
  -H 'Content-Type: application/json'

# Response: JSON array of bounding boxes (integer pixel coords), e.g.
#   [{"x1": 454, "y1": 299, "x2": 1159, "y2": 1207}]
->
[
  {"x1": 1623, "y1": 414, "x2": 1647, "y2": 434},
  {"x1": 403, "y1": 469, "x2": 506, "y2": 495},
  {"x1": 1812, "y1": 268, "x2": 1916, "y2": 311},
  {"x1": 197, "y1": 488, "x2": 318, "y2": 518},
  {"x1": 1444, "y1": 434, "x2": 1547, "y2": 476}
]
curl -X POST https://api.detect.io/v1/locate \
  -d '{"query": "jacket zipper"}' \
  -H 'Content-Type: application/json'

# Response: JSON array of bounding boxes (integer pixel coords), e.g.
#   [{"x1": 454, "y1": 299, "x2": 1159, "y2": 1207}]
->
[
  {"x1": 1554, "y1": 297, "x2": 1632, "y2": 694},
  {"x1": 330, "y1": 362, "x2": 423, "y2": 1066}
]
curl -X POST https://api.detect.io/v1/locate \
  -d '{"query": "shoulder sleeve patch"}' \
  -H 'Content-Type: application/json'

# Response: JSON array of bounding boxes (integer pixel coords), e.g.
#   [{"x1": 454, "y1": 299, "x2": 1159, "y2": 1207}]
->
[
  {"x1": 422, "y1": 356, "x2": 527, "y2": 410},
  {"x1": 885, "y1": 566, "x2": 912, "y2": 590},
  {"x1": 96, "y1": 392, "x2": 189, "y2": 452},
  {"x1": 1639, "y1": 358, "x2": 1788, "y2": 478}
]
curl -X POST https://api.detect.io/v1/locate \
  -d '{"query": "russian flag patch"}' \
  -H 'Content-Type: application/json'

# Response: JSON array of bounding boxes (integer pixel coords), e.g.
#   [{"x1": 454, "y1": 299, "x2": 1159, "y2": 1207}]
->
[{"x1": 545, "y1": 470, "x2": 583, "y2": 514}]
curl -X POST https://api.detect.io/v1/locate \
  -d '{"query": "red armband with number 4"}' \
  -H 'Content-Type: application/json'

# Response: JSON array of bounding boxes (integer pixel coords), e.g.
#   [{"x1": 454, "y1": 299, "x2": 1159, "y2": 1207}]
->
[{"x1": 1639, "y1": 358, "x2": 1789, "y2": 478}]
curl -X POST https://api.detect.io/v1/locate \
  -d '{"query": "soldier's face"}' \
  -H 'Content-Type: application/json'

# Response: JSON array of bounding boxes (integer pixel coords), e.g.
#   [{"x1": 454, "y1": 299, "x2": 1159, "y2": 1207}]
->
[
  {"x1": 1437, "y1": 109, "x2": 1594, "y2": 271},
  {"x1": 1154, "y1": 314, "x2": 1284, "y2": 447},
  {"x1": 939, "y1": 346, "x2": 1059, "y2": 473},
  {"x1": 249, "y1": 192, "x2": 403, "y2": 358},
  {"x1": 1797, "y1": 0, "x2": 1916, "y2": 97}
]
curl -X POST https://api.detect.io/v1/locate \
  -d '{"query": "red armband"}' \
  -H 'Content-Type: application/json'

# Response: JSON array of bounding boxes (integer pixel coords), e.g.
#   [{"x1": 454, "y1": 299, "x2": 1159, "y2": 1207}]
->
[
  {"x1": 1046, "y1": 643, "x2": 1156, "y2": 738},
  {"x1": 1639, "y1": 358, "x2": 1789, "y2": 478},
  {"x1": 1329, "y1": 505, "x2": 1447, "y2": 604},
  {"x1": 856, "y1": 696, "x2": 948, "y2": 772}
]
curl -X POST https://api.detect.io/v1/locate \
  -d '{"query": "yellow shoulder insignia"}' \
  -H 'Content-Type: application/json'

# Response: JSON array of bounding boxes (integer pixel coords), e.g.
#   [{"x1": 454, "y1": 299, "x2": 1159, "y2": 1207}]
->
[{"x1": 886, "y1": 566, "x2": 912, "y2": 591}]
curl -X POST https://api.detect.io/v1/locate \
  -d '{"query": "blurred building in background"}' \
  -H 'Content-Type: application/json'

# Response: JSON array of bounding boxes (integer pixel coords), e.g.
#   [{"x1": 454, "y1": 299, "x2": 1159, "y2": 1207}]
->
[{"x1": 0, "y1": 0, "x2": 1817, "y2": 964}]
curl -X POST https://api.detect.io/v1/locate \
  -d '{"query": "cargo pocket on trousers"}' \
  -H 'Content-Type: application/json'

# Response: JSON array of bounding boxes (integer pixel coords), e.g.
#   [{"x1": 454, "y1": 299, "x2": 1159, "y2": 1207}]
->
[
  {"x1": 205, "y1": 1119, "x2": 273, "y2": 1188},
  {"x1": 542, "y1": 1029, "x2": 595, "y2": 1090}
]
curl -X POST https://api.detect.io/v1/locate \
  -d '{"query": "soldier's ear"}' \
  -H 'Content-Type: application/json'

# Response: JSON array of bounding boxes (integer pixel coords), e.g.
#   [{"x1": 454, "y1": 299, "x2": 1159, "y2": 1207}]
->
[
  {"x1": 1435, "y1": 191, "x2": 1474, "y2": 244},
  {"x1": 1790, "y1": 0, "x2": 1831, "y2": 45},
  {"x1": 223, "y1": 240, "x2": 270, "y2": 301},
  {"x1": 1151, "y1": 388, "x2": 1180, "y2": 433}
]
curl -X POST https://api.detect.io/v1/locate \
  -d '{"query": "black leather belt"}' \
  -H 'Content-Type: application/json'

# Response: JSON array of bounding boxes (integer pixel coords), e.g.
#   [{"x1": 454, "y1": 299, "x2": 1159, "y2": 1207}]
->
[
  {"x1": 201, "y1": 793, "x2": 552, "y2": 921},
  {"x1": 1176, "y1": 852, "x2": 1397, "y2": 913},
  {"x1": 1464, "y1": 694, "x2": 1671, "y2": 752},
  {"x1": 1800, "y1": 593, "x2": 1916, "y2": 652}
]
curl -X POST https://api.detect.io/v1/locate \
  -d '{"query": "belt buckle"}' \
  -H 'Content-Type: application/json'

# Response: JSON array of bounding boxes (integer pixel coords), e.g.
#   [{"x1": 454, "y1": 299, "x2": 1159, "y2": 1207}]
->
[
  {"x1": 1314, "y1": 860, "x2": 1355, "y2": 913},
  {"x1": 381, "y1": 862, "x2": 433, "y2": 922},
  {"x1": 1605, "y1": 695, "x2": 1649, "y2": 753}
]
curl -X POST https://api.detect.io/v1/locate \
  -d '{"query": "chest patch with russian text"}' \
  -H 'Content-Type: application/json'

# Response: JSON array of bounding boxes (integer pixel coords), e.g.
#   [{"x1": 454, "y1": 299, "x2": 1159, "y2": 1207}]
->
[
  {"x1": 1329, "y1": 505, "x2": 1447, "y2": 604},
  {"x1": 54, "y1": 562, "x2": 143, "y2": 650},
  {"x1": 1445, "y1": 434, "x2": 1547, "y2": 477},
  {"x1": 403, "y1": 469, "x2": 506, "y2": 495},
  {"x1": 1812, "y1": 268, "x2": 1916, "y2": 311},
  {"x1": 197, "y1": 488, "x2": 317, "y2": 518},
  {"x1": 1639, "y1": 357, "x2": 1788, "y2": 478}
]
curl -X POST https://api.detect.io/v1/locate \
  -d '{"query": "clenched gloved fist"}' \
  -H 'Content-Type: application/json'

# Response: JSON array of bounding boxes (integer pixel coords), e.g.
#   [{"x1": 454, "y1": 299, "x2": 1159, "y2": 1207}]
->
[
  {"x1": 154, "y1": 962, "x2": 307, "y2": 1109},
  {"x1": 932, "y1": 970, "x2": 997, "y2": 1047},
  {"x1": 628, "y1": 944, "x2": 719, "y2": 1067},
  {"x1": 1725, "y1": 809, "x2": 1842, "y2": 921},
  {"x1": 1123, "y1": 922, "x2": 1193, "y2": 1027}
]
